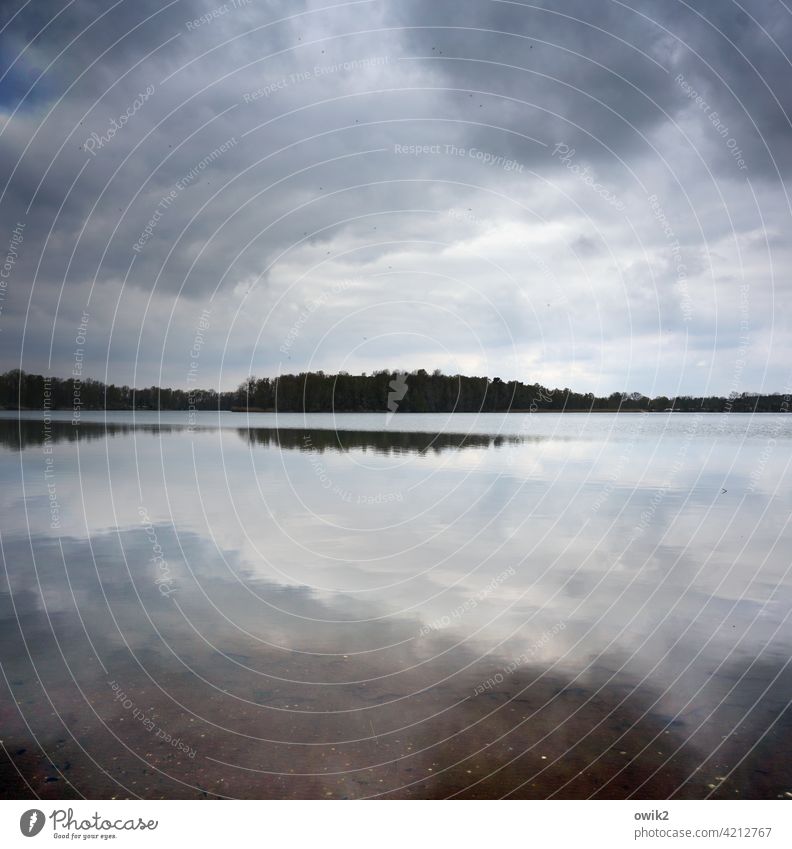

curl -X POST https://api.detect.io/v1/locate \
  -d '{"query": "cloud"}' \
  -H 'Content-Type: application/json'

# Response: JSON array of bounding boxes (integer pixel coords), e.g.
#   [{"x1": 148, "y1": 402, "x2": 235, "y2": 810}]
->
[{"x1": 0, "y1": 0, "x2": 789, "y2": 394}]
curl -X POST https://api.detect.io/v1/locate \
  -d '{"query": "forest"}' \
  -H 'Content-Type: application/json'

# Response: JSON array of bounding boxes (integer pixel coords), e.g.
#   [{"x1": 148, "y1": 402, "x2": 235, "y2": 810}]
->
[{"x1": 0, "y1": 368, "x2": 789, "y2": 414}]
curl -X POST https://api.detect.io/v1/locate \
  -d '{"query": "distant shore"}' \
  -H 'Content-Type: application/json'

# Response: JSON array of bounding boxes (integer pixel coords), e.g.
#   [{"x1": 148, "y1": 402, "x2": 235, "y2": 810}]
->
[
  {"x1": 2, "y1": 369, "x2": 790, "y2": 415},
  {"x1": 1, "y1": 406, "x2": 786, "y2": 415}
]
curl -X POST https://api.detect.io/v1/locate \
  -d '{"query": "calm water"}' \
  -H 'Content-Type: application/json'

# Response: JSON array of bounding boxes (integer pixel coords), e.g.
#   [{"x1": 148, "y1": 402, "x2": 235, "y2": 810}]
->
[{"x1": 1, "y1": 411, "x2": 791, "y2": 799}]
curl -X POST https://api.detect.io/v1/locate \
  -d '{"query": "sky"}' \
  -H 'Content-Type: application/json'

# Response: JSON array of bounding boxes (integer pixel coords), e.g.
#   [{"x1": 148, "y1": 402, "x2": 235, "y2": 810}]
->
[{"x1": 0, "y1": 0, "x2": 790, "y2": 397}]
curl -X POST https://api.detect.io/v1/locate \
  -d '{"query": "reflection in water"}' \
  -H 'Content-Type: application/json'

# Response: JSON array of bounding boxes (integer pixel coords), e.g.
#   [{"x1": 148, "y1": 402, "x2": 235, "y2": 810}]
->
[
  {"x1": 239, "y1": 426, "x2": 524, "y2": 454},
  {"x1": 0, "y1": 417, "x2": 168, "y2": 450},
  {"x1": 0, "y1": 412, "x2": 791, "y2": 799},
  {"x1": 2, "y1": 529, "x2": 790, "y2": 800},
  {"x1": 0, "y1": 417, "x2": 524, "y2": 455}
]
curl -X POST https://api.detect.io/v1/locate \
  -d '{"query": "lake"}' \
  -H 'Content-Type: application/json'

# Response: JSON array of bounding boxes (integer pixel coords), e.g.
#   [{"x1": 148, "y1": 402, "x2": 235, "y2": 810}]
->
[{"x1": 1, "y1": 411, "x2": 790, "y2": 799}]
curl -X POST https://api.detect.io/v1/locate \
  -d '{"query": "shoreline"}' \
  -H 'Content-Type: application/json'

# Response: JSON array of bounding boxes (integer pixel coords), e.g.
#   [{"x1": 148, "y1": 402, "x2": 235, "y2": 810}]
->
[{"x1": 2, "y1": 407, "x2": 788, "y2": 414}]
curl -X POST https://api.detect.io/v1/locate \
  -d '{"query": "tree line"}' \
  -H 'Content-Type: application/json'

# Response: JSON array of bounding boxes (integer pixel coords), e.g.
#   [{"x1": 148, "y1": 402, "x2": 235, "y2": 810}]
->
[{"x1": 0, "y1": 368, "x2": 789, "y2": 413}]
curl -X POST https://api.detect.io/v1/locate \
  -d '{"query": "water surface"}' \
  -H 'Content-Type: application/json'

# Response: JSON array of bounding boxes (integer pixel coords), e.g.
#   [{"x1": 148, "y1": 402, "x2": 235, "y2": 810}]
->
[{"x1": 1, "y1": 411, "x2": 790, "y2": 798}]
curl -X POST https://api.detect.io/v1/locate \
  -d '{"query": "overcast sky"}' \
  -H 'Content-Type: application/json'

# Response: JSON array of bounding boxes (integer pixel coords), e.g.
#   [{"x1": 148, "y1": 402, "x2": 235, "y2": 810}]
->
[{"x1": 0, "y1": 0, "x2": 790, "y2": 396}]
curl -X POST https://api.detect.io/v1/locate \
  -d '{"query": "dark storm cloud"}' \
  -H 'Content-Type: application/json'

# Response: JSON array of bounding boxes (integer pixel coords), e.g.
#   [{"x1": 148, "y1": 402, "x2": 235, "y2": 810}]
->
[
  {"x1": 388, "y1": 0, "x2": 792, "y2": 179},
  {"x1": 388, "y1": 0, "x2": 675, "y2": 165}
]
